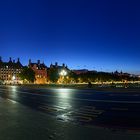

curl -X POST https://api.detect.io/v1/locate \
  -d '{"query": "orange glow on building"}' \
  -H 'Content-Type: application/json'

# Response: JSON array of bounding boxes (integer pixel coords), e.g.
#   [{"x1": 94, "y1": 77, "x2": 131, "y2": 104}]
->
[{"x1": 29, "y1": 60, "x2": 47, "y2": 84}]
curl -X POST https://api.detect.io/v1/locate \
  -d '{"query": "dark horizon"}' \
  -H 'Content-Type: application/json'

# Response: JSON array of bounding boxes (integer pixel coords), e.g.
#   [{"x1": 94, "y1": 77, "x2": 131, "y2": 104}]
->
[{"x1": 1, "y1": 0, "x2": 140, "y2": 74}]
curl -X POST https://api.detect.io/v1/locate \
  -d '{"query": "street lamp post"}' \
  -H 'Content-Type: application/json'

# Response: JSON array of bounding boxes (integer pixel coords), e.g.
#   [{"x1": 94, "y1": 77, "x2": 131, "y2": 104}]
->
[{"x1": 60, "y1": 70, "x2": 67, "y2": 84}]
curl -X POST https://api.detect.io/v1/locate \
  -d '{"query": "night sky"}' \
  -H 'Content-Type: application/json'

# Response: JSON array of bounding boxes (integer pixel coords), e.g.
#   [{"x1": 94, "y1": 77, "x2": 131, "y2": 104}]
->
[{"x1": 0, "y1": 0, "x2": 140, "y2": 74}]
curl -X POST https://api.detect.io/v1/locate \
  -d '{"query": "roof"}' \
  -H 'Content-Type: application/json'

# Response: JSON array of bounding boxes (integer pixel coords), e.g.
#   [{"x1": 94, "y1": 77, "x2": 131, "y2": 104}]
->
[
  {"x1": 0, "y1": 61, "x2": 23, "y2": 69},
  {"x1": 29, "y1": 63, "x2": 47, "y2": 70}
]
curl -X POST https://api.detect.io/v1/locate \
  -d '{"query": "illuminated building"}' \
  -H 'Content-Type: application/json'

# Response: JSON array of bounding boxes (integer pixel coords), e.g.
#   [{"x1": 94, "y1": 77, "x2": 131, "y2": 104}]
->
[
  {"x1": 28, "y1": 59, "x2": 47, "y2": 84},
  {"x1": 48, "y1": 62, "x2": 70, "y2": 83},
  {"x1": 49, "y1": 62, "x2": 68, "y2": 72},
  {"x1": 0, "y1": 57, "x2": 23, "y2": 84}
]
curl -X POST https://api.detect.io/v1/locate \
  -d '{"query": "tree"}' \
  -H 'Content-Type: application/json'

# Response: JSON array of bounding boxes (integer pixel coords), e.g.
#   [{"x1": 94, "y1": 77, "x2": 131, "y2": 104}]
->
[
  {"x1": 68, "y1": 71, "x2": 78, "y2": 83},
  {"x1": 48, "y1": 68, "x2": 59, "y2": 83},
  {"x1": 19, "y1": 67, "x2": 35, "y2": 83}
]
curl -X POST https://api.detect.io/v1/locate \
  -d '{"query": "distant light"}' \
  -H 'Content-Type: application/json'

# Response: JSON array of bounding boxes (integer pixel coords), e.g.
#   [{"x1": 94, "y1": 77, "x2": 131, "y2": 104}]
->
[
  {"x1": 12, "y1": 75, "x2": 16, "y2": 80},
  {"x1": 60, "y1": 70, "x2": 67, "y2": 76}
]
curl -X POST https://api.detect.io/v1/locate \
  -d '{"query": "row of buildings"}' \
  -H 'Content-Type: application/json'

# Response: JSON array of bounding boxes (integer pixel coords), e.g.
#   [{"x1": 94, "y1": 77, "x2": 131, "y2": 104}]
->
[
  {"x1": 0, "y1": 57, "x2": 68, "y2": 84},
  {"x1": 1, "y1": 57, "x2": 139, "y2": 85}
]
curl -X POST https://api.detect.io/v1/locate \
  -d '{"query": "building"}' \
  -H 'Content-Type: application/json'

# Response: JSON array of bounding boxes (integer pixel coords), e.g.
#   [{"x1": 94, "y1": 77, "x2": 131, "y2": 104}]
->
[
  {"x1": 48, "y1": 62, "x2": 70, "y2": 83},
  {"x1": 28, "y1": 59, "x2": 47, "y2": 84},
  {"x1": 49, "y1": 62, "x2": 69, "y2": 72},
  {"x1": 0, "y1": 57, "x2": 23, "y2": 84}
]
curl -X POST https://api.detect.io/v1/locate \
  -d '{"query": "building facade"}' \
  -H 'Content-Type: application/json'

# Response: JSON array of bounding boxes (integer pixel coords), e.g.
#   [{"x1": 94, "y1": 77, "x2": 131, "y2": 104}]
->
[
  {"x1": 49, "y1": 62, "x2": 68, "y2": 72},
  {"x1": 0, "y1": 57, "x2": 23, "y2": 84},
  {"x1": 48, "y1": 62, "x2": 70, "y2": 83},
  {"x1": 28, "y1": 60, "x2": 47, "y2": 84}
]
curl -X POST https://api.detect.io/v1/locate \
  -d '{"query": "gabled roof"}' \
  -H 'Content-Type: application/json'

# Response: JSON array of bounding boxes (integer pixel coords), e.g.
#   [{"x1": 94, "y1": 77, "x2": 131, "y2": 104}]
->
[
  {"x1": 29, "y1": 63, "x2": 47, "y2": 70},
  {"x1": 0, "y1": 57, "x2": 23, "y2": 69},
  {"x1": 0, "y1": 61, "x2": 23, "y2": 69}
]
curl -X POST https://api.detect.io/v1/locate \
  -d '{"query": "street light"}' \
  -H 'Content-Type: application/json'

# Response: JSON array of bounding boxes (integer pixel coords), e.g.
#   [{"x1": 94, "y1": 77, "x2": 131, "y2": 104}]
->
[
  {"x1": 60, "y1": 70, "x2": 67, "y2": 76},
  {"x1": 12, "y1": 75, "x2": 16, "y2": 80},
  {"x1": 60, "y1": 70, "x2": 67, "y2": 84}
]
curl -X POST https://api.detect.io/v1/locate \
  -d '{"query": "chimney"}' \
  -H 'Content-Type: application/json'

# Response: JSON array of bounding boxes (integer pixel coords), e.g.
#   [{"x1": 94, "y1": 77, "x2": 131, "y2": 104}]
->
[
  {"x1": 37, "y1": 60, "x2": 40, "y2": 65},
  {"x1": 0, "y1": 56, "x2": 2, "y2": 62},
  {"x1": 29, "y1": 59, "x2": 31, "y2": 65},
  {"x1": 17, "y1": 58, "x2": 20, "y2": 62},
  {"x1": 9, "y1": 57, "x2": 12, "y2": 62},
  {"x1": 62, "y1": 63, "x2": 65, "y2": 67},
  {"x1": 50, "y1": 63, "x2": 53, "y2": 68},
  {"x1": 55, "y1": 62, "x2": 58, "y2": 67}
]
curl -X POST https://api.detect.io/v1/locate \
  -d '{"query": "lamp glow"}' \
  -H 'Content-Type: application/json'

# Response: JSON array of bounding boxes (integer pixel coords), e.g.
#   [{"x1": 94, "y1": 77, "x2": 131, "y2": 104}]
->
[
  {"x1": 60, "y1": 70, "x2": 67, "y2": 76},
  {"x1": 12, "y1": 75, "x2": 16, "y2": 80}
]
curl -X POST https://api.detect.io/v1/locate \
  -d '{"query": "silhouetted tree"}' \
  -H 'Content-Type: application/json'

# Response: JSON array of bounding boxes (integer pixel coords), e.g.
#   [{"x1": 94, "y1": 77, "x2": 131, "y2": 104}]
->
[
  {"x1": 69, "y1": 71, "x2": 78, "y2": 83},
  {"x1": 19, "y1": 66, "x2": 35, "y2": 83},
  {"x1": 48, "y1": 68, "x2": 59, "y2": 83}
]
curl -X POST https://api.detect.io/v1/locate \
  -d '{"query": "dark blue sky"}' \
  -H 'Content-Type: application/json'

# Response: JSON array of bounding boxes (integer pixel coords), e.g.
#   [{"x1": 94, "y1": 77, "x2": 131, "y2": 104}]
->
[{"x1": 0, "y1": 0, "x2": 140, "y2": 74}]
